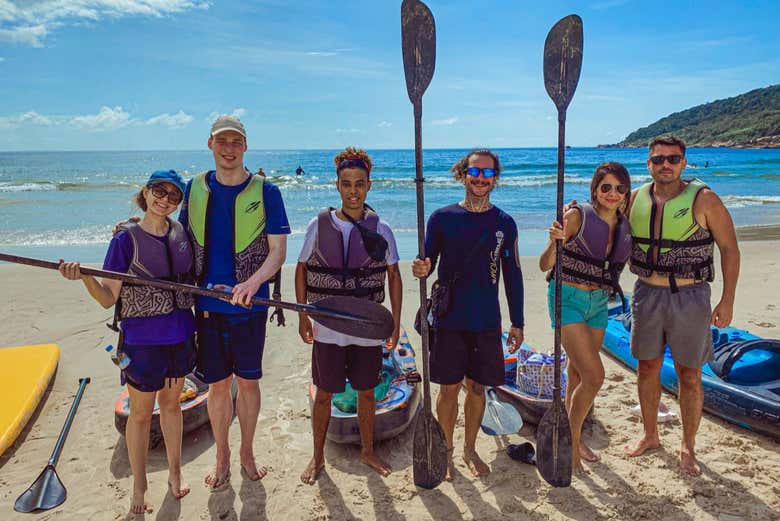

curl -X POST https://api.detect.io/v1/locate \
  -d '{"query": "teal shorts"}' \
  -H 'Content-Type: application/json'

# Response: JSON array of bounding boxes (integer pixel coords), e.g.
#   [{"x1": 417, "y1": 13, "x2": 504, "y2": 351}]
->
[{"x1": 547, "y1": 281, "x2": 609, "y2": 330}]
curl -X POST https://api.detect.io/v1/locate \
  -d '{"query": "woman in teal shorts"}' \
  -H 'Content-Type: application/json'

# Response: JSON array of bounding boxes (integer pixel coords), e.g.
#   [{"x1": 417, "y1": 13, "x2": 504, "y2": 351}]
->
[{"x1": 539, "y1": 162, "x2": 632, "y2": 472}]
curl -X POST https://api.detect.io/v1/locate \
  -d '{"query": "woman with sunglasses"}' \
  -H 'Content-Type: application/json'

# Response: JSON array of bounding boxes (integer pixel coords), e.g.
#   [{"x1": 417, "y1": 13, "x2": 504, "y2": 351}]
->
[
  {"x1": 539, "y1": 161, "x2": 632, "y2": 473},
  {"x1": 59, "y1": 170, "x2": 195, "y2": 513}
]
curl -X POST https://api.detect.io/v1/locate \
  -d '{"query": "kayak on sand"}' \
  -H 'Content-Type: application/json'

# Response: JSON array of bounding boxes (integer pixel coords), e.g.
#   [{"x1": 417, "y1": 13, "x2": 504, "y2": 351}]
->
[{"x1": 309, "y1": 327, "x2": 422, "y2": 444}]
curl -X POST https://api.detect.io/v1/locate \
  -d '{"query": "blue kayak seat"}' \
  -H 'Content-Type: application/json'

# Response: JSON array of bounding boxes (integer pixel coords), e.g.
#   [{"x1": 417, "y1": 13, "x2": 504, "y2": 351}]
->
[{"x1": 709, "y1": 339, "x2": 780, "y2": 383}]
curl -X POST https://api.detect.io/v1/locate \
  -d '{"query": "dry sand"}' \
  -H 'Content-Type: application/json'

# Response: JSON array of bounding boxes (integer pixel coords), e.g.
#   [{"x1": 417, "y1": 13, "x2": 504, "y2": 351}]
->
[{"x1": 1, "y1": 238, "x2": 779, "y2": 521}]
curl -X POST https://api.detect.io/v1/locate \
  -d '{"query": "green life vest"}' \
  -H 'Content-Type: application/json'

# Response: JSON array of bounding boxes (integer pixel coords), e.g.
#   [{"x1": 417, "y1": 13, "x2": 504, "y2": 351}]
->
[
  {"x1": 186, "y1": 171, "x2": 269, "y2": 284},
  {"x1": 629, "y1": 178, "x2": 714, "y2": 291}
]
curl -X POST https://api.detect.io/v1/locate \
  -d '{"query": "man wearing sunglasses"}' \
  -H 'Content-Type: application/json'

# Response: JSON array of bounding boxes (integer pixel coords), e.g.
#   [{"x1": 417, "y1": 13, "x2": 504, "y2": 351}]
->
[
  {"x1": 297, "y1": 147, "x2": 402, "y2": 484},
  {"x1": 178, "y1": 115, "x2": 291, "y2": 488},
  {"x1": 625, "y1": 135, "x2": 740, "y2": 477},
  {"x1": 412, "y1": 148, "x2": 525, "y2": 480}
]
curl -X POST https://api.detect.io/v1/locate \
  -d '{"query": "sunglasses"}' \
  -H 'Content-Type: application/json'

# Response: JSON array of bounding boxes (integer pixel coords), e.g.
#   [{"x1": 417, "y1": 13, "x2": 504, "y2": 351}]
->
[
  {"x1": 150, "y1": 185, "x2": 183, "y2": 204},
  {"x1": 466, "y1": 167, "x2": 497, "y2": 178},
  {"x1": 599, "y1": 183, "x2": 629, "y2": 195},
  {"x1": 649, "y1": 154, "x2": 684, "y2": 165}
]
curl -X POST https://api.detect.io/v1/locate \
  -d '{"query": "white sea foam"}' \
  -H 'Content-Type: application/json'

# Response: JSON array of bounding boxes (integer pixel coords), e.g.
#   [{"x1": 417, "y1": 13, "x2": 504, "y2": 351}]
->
[
  {"x1": 0, "y1": 225, "x2": 112, "y2": 246},
  {"x1": 721, "y1": 195, "x2": 780, "y2": 208},
  {"x1": 0, "y1": 181, "x2": 58, "y2": 192}
]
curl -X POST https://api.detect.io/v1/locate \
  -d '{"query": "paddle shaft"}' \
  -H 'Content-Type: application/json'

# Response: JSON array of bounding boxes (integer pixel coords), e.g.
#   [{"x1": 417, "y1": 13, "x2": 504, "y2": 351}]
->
[
  {"x1": 48, "y1": 378, "x2": 90, "y2": 467},
  {"x1": 0, "y1": 252, "x2": 360, "y2": 323},
  {"x1": 413, "y1": 100, "x2": 434, "y2": 414},
  {"x1": 553, "y1": 110, "x2": 566, "y2": 405}
]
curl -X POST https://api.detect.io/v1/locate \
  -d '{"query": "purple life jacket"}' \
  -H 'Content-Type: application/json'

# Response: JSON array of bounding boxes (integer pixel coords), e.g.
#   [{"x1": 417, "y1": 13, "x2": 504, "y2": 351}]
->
[
  {"x1": 305, "y1": 208, "x2": 387, "y2": 304},
  {"x1": 559, "y1": 202, "x2": 632, "y2": 294},
  {"x1": 117, "y1": 220, "x2": 195, "y2": 320}
]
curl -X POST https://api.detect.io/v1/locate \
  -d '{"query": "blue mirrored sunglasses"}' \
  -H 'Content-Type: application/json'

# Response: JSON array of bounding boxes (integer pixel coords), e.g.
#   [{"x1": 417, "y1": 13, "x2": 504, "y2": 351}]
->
[{"x1": 466, "y1": 167, "x2": 496, "y2": 178}]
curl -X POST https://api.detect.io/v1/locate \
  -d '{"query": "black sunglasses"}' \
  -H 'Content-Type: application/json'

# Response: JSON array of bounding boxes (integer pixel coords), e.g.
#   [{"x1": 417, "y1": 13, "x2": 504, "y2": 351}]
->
[
  {"x1": 150, "y1": 185, "x2": 183, "y2": 204},
  {"x1": 649, "y1": 154, "x2": 684, "y2": 165},
  {"x1": 599, "y1": 183, "x2": 629, "y2": 195}
]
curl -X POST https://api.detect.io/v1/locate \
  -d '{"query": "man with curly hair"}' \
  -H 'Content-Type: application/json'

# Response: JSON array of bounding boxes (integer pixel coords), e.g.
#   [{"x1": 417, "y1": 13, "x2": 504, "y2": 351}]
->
[
  {"x1": 296, "y1": 147, "x2": 403, "y2": 484},
  {"x1": 412, "y1": 148, "x2": 525, "y2": 480}
]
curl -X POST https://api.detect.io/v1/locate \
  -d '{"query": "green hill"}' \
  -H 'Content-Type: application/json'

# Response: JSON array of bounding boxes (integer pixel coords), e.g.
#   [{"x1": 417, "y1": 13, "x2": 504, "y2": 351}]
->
[{"x1": 607, "y1": 84, "x2": 780, "y2": 148}]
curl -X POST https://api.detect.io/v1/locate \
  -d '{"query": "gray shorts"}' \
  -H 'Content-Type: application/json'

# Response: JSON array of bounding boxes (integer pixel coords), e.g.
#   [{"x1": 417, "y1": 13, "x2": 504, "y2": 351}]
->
[{"x1": 630, "y1": 280, "x2": 714, "y2": 368}]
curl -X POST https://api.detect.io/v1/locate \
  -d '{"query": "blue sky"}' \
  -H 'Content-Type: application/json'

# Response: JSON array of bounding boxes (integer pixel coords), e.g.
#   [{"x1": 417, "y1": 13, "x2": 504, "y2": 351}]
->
[{"x1": 1, "y1": 0, "x2": 778, "y2": 151}]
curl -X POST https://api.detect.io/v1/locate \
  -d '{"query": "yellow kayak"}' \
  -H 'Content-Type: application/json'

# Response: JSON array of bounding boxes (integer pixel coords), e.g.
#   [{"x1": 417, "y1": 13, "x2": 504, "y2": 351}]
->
[{"x1": 0, "y1": 344, "x2": 59, "y2": 457}]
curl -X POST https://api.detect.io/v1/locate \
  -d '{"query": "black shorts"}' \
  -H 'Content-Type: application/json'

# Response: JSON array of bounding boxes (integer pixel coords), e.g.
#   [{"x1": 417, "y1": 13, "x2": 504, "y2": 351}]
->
[
  {"x1": 312, "y1": 340, "x2": 383, "y2": 394},
  {"x1": 430, "y1": 328, "x2": 504, "y2": 386},
  {"x1": 194, "y1": 310, "x2": 268, "y2": 384}
]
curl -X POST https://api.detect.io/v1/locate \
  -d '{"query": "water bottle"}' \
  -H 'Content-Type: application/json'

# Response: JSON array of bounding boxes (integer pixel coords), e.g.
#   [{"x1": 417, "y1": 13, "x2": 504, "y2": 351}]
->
[{"x1": 105, "y1": 344, "x2": 131, "y2": 370}]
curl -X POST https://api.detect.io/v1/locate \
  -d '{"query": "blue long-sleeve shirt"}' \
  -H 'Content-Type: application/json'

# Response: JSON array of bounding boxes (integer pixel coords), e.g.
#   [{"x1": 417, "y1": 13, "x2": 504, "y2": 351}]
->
[{"x1": 425, "y1": 203, "x2": 525, "y2": 331}]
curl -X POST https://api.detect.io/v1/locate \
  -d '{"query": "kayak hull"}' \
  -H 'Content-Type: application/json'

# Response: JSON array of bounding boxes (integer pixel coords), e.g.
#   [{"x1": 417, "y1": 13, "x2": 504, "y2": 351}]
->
[
  {"x1": 603, "y1": 317, "x2": 780, "y2": 441},
  {"x1": 114, "y1": 373, "x2": 237, "y2": 447},
  {"x1": 309, "y1": 328, "x2": 421, "y2": 445}
]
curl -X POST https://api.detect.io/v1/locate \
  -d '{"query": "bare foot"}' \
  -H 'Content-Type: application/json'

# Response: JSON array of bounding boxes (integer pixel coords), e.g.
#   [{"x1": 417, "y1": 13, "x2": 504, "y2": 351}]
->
[
  {"x1": 624, "y1": 435, "x2": 660, "y2": 457},
  {"x1": 573, "y1": 460, "x2": 590, "y2": 476},
  {"x1": 445, "y1": 448, "x2": 455, "y2": 482},
  {"x1": 300, "y1": 457, "x2": 325, "y2": 485},
  {"x1": 360, "y1": 451, "x2": 391, "y2": 477},
  {"x1": 204, "y1": 465, "x2": 231, "y2": 490},
  {"x1": 130, "y1": 488, "x2": 152, "y2": 514},
  {"x1": 680, "y1": 447, "x2": 702, "y2": 477},
  {"x1": 167, "y1": 471, "x2": 190, "y2": 500},
  {"x1": 240, "y1": 456, "x2": 268, "y2": 481},
  {"x1": 579, "y1": 442, "x2": 601, "y2": 463},
  {"x1": 462, "y1": 448, "x2": 490, "y2": 477}
]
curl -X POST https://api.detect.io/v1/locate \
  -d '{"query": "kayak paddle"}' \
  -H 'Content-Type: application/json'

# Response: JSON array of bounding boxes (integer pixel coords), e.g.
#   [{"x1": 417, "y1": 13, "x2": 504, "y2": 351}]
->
[
  {"x1": 536, "y1": 14, "x2": 583, "y2": 488},
  {"x1": 0, "y1": 252, "x2": 393, "y2": 340},
  {"x1": 401, "y1": 0, "x2": 448, "y2": 489},
  {"x1": 15, "y1": 378, "x2": 90, "y2": 513}
]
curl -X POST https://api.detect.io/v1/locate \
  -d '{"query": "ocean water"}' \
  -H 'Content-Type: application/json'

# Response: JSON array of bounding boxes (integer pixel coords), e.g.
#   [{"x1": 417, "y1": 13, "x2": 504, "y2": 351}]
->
[{"x1": 2, "y1": 148, "x2": 780, "y2": 263}]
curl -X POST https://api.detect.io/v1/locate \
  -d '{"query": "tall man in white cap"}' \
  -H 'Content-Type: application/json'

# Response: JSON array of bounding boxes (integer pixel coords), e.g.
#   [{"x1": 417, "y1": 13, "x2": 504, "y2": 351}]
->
[{"x1": 179, "y1": 115, "x2": 290, "y2": 488}]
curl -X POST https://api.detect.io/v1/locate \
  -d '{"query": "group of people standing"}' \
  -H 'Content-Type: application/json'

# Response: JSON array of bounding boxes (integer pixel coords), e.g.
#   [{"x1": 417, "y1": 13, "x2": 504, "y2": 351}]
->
[{"x1": 58, "y1": 116, "x2": 739, "y2": 513}]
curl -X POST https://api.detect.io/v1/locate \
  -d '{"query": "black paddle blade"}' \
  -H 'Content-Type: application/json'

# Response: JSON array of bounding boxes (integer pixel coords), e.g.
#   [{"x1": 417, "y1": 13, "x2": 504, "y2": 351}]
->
[
  {"x1": 412, "y1": 409, "x2": 448, "y2": 489},
  {"x1": 535, "y1": 400, "x2": 573, "y2": 487},
  {"x1": 543, "y1": 14, "x2": 583, "y2": 112},
  {"x1": 401, "y1": 0, "x2": 436, "y2": 104},
  {"x1": 14, "y1": 465, "x2": 66, "y2": 513},
  {"x1": 311, "y1": 296, "x2": 394, "y2": 340}
]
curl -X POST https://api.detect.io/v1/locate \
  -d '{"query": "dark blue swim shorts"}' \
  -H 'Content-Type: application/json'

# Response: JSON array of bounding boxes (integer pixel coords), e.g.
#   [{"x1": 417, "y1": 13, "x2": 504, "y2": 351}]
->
[
  {"x1": 121, "y1": 336, "x2": 197, "y2": 393},
  {"x1": 194, "y1": 310, "x2": 268, "y2": 384}
]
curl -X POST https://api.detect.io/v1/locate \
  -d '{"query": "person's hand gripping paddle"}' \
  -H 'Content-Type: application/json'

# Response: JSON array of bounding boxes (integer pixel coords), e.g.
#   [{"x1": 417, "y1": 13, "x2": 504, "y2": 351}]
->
[
  {"x1": 401, "y1": 0, "x2": 447, "y2": 490},
  {"x1": 535, "y1": 14, "x2": 583, "y2": 488}
]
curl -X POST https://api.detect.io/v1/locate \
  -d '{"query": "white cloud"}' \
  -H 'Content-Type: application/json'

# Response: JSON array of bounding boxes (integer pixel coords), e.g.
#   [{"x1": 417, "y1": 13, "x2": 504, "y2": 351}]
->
[
  {"x1": 206, "y1": 108, "x2": 247, "y2": 123},
  {"x1": 0, "y1": 1, "x2": 209, "y2": 47},
  {"x1": 335, "y1": 128, "x2": 361, "y2": 133},
  {"x1": 0, "y1": 56, "x2": 5, "y2": 62},
  {"x1": 431, "y1": 116, "x2": 458, "y2": 126},
  {"x1": 305, "y1": 48, "x2": 352, "y2": 57},
  {"x1": 18, "y1": 111, "x2": 52, "y2": 125},
  {"x1": 377, "y1": 121, "x2": 392, "y2": 128},
  {"x1": 0, "y1": 24, "x2": 49, "y2": 47},
  {"x1": 146, "y1": 110, "x2": 193, "y2": 128},
  {"x1": 70, "y1": 106, "x2": 131, "y2": 131},
  {"x1": 0, "y1": 110, "x2": 53, "y2": 127}
]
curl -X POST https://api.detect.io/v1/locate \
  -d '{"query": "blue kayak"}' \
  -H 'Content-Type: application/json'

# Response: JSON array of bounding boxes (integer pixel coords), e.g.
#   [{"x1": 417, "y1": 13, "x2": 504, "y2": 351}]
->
[{"x1": 602, "y1": 311, "x2": 780, "y2": 441}]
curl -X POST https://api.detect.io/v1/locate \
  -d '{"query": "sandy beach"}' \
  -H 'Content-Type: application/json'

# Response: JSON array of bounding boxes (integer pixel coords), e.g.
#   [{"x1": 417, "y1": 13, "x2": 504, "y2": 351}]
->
[{"x1": 1, "y1": 237, "x2": 779, "y2": 521}]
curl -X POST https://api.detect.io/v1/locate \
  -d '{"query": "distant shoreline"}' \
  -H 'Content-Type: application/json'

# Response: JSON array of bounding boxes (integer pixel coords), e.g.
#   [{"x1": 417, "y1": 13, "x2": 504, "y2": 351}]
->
[{"x1": 597, "y1": 142, "x2": 780, "y2": 150}]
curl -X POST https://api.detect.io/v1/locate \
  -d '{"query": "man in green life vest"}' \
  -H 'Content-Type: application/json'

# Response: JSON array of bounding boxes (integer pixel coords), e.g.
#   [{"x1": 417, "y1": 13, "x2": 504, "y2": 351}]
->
[
  {"x1": 179, "y1": 115, "x2": 291, "y2": 488},
  {"x1": 624, "y1": 135, "x2": 740, "y2": 477}
]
